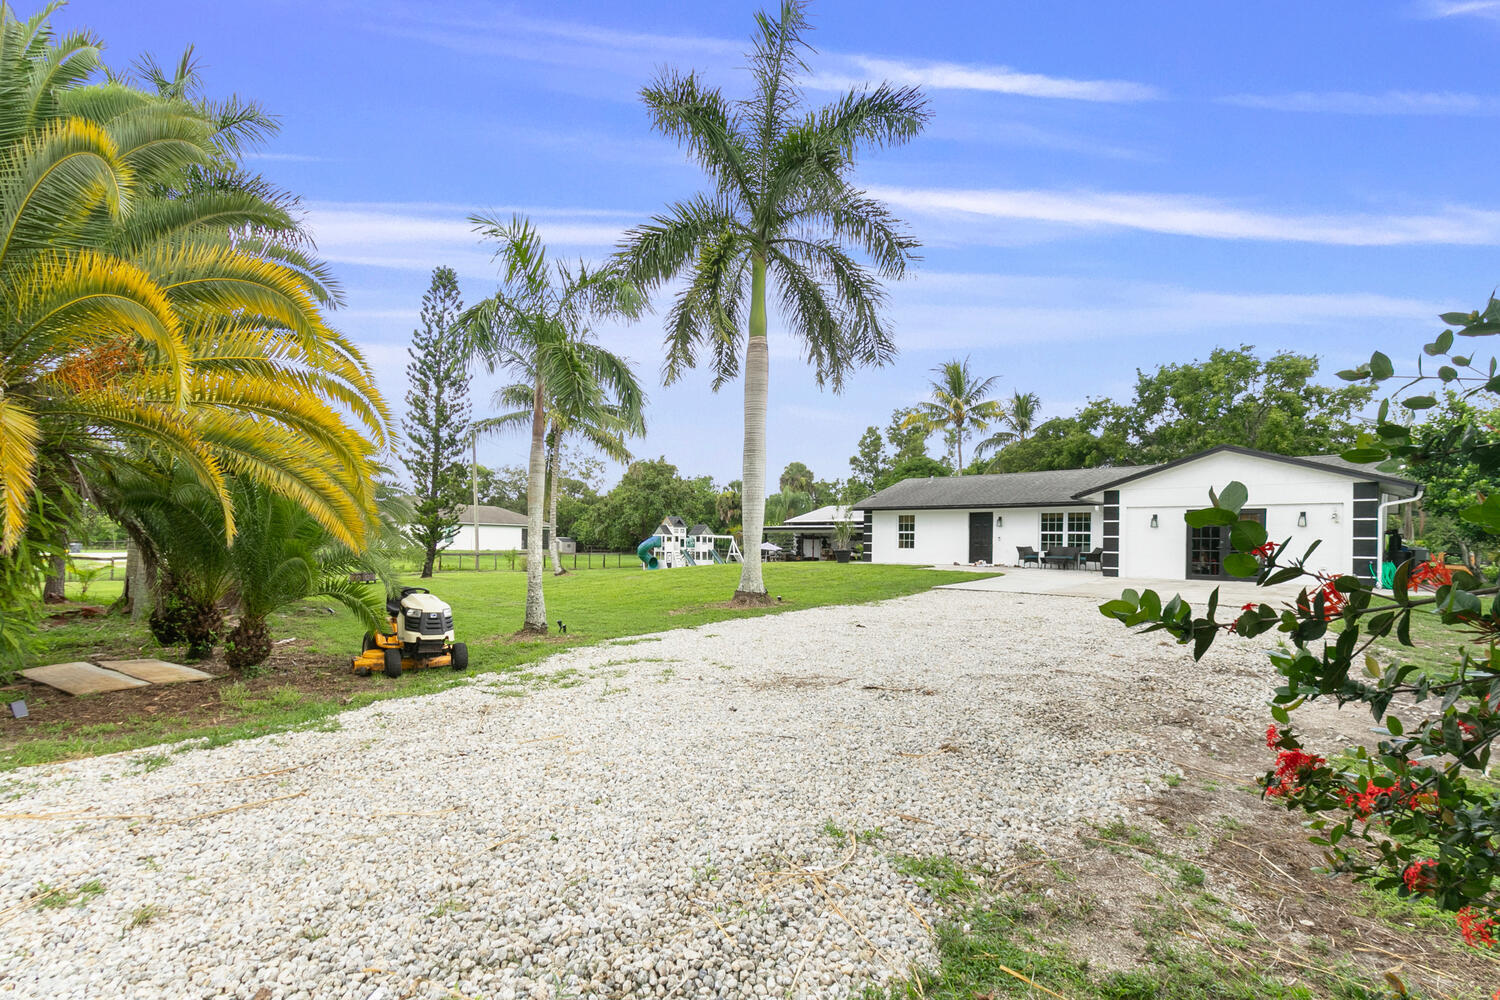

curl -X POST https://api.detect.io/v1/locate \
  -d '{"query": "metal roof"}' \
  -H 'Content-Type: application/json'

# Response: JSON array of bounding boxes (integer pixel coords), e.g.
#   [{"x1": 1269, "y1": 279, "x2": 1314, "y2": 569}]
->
[
  {"x1": 855, "y1": 465, "x2": 1156, "y2": 511},
  {"x1": 454, "y1": 504, "x2": 527, "y2": 526}
]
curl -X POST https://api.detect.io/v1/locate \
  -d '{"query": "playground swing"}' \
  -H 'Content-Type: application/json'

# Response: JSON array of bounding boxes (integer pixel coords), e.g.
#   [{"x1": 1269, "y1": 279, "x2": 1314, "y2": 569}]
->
[{"x1": 637, "y1": 516, "x2": 743, "y2": 569}]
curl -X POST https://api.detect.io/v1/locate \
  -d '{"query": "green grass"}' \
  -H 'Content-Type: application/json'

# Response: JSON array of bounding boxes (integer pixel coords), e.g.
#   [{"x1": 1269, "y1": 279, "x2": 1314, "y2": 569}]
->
[
  {"x1": 5, "y1": 563, "x2": 996, "y2": 770},
  {"x1": 32, "y1": 878, "x2": 104, "y2": 909}
]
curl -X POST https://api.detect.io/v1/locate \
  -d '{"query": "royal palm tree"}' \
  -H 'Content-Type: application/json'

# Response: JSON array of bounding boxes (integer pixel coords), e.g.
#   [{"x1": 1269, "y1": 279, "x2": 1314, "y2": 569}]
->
[
  {"x1": 0, "y1": 7, "x2": 386, "y2": 559},
  {"x1": 975, "y1": 390, "x2": 1041, "y2": 468},
  {"x1": 480, "y1": 378, "x2": 645, "y2": 577},
  {"x1": 615, "y1": 0, "x2": 928, "y2": 604},
  {"x1": 461, "y1": 216, "x2": 645, "y2": 632},
  {"x1": 904, "y1": 358, "x2": 1005, "y2": 475}
]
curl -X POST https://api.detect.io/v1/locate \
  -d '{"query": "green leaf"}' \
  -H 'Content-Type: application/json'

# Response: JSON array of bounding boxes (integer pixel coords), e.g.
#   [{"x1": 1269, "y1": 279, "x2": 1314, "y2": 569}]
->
[
  {"x1": 1439, "y1": 366, "x2": 1458, "y2": 382},
  {"x1": 1400, "y1": 395, "x2": 1437, "y2": 410},
  {"x1": 1341, "y1": 447, "x2": 1389, "y2": 463},
  {"x1": 1369, "y1": 351, "x2": 1394, "y2": 380},
  {"x1": 1387, "y1": 715, "x2": 1403, "y2": 736},
  {"x1": 1230, "y1": 519, "x2": 1268, "y2": 553},
  {"x1": 1184, "y1": 507, "x2": 1237, "y2": 528},
  {"x1": 1224, "y1": 552, "x2": 1260, "y2": 578},
  {"x1": 1336, "y1": 368, "x2": 1366, "y2": 381},
  {"x1": 1219, "y1": 481, "x2": 1248, "y2": 513},
  {"x1": 1438, "y1": 314, "x2": 1469, "y2": 328},
  {"x1": 1460, "y1": 495, "x2": 1500, "y2": 534}
]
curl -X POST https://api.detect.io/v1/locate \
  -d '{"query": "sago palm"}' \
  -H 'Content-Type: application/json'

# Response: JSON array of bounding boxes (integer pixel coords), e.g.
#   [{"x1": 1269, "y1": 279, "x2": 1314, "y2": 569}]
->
[
  {"x1": 904, "y1": 358, "x2": 1005, "y2": 474},
  {"x1": 615, "y1": 0, "x2": 928, "y2": 603},
  {"x1": 461, "y1": 215, "x2": 645, "y2": 632},
  {"x1": 0, "y1": 6, "x2": 386, "y2": 559}
]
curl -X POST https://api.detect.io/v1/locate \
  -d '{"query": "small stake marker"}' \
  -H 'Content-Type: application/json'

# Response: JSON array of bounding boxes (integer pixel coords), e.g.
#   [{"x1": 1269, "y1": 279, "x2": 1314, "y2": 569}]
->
[{"x1": 7, "y1": 700, "x2": 26, "y2": 719}]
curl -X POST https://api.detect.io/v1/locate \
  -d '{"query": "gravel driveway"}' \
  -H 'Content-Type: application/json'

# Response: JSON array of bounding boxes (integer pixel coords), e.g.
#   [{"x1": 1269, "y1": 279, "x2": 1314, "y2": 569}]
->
[{"x1": 0, "y1": 588, "x2": 1279, "y2": 1000}]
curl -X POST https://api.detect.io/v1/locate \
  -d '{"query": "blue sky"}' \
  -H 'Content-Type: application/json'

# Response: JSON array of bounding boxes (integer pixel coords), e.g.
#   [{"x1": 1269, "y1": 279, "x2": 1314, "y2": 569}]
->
[{"x1": 70, "y1": 0, "x2": 1500, "y2": 485}]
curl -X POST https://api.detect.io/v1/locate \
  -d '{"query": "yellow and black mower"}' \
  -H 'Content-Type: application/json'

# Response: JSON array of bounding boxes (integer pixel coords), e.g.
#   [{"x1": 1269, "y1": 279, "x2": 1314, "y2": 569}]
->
[{"x1": 352, "y1": 586, "x2": 469, "y2": 677}]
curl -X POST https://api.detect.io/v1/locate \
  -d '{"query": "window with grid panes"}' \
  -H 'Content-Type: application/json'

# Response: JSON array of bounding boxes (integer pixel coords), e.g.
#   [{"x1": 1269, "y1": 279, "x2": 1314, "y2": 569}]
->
[{"x1": 897, "y1": 514, "x2": 915, "y2": 548}]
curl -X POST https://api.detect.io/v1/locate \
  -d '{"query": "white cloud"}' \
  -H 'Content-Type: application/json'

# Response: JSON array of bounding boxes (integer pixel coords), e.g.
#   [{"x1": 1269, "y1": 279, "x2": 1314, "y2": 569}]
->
[
  {"x1": 1221, "y1": 90, "x2": 1500, "y2": 115},
  {"x1": 809, "y1": 56, "x2": 1160, "y2": 102},
  {"x1": 1421, "y1": 0, "x2": 1500, "y2": 18},
  {"x1": 300, "y1": 201, "x2": 634, "y2": 277},
  {"x1": 884, "y1": 272, "x2": 1444, "y2": 349},
  {"x1": 866, "y1": 184, "x2": 1500, "y2": 246}
]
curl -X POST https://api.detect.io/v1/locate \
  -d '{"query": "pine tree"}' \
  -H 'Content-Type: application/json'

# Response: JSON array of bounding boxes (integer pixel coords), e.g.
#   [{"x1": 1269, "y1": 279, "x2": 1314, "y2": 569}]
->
[{"x1": 403, "y1": 266, "x2": 470, "y2": 578}]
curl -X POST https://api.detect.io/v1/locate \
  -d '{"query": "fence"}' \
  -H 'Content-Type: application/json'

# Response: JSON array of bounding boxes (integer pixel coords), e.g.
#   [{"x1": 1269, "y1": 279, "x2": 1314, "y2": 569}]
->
[{"x1": 426, "y1": 549, "x2": 642, "y2": 573}]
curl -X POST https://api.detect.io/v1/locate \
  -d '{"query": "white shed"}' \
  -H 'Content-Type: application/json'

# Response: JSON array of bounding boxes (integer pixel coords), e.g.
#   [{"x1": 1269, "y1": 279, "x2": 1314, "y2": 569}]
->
[{"x1": 439, "y1": 504, "x2": 527, "y2": 552}]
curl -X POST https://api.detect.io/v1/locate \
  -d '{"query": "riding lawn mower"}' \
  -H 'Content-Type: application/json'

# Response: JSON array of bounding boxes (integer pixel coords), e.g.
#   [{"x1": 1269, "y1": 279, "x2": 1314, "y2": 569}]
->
[{"x1": 351, "y1": 586, "x2": 469, "y2": 677}]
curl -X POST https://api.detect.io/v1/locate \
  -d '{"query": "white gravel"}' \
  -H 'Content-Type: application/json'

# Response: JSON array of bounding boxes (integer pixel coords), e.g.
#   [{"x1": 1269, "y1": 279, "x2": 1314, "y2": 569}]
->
[{"x1": 0, "y1": 589, "x2": 1279, "y2": 1000}]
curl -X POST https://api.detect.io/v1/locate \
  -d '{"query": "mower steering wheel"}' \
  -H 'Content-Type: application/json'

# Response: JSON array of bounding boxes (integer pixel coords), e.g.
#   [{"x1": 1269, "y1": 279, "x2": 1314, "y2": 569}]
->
[{"x1": 400, "y1": 586, "x2": 430, "y2": 597}]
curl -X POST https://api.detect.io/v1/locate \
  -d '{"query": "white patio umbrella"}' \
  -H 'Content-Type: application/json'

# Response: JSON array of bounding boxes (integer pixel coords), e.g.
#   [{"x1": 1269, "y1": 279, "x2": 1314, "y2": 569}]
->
[{"x1": 760, "y1": 541, "x2": 782, "y2": 552}]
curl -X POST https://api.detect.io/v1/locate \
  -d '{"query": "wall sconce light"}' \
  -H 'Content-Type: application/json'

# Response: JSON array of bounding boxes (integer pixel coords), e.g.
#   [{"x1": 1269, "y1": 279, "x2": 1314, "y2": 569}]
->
[
  {"x1": 995, "y1": 515, "x2": 1003, "y2": 528},
  {"x1": 1149, "y1": 514, "x2": 1159, "y2": 529},
  {"x1": 1297, "y1": 512, "x2": 1307, "y2": 527}
]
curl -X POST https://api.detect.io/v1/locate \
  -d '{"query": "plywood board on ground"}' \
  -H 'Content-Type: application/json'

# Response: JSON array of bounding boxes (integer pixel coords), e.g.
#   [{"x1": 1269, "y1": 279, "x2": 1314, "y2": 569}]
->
[
  {"x1": 20, "y1": 662, "x2": 149, "y2": 695},
  {"x1": 96, "y1": 659, "x2": 214, "y2": 685}
]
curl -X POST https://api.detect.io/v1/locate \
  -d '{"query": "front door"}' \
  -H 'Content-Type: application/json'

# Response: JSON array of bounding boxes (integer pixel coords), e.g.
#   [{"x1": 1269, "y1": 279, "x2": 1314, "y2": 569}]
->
[
  {"x1": 968, "y1": 512, "x2": 993, "y2": 564},
  {"x1": 1186, "y1": 508, "x2": 1265, "y2": 580}
]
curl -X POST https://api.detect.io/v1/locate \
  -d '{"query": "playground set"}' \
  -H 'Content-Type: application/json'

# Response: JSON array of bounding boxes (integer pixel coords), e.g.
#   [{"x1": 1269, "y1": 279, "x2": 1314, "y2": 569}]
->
[{"x1": 637, "y1": 516, "x2": 742, "y2": 569}]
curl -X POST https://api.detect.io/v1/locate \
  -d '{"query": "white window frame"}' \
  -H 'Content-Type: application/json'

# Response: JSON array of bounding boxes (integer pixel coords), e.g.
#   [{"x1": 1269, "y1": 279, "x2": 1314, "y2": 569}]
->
[
  {"x1": 1067, "y1": 511, "x2": 1092, "y2": 550},
  {"x1": 1040, "y1": 512, "x2": 1065, "y2": 551},
  {"x1": 897, "y1": 514, "x2": 915, "y2": 549}
]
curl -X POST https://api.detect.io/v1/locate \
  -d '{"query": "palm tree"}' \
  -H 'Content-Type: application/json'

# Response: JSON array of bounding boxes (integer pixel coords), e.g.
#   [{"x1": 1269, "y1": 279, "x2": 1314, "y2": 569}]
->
[
  {"x1": 904, "y1": 358, "x2": 1006, "y2": 474},
  {"x1": 0, "y1": 8, "x2": 386, "y2": 559},
  {"x1": 975, "y1": 391, "x2": 1041, "y2": 468},
  {"x1": 615, "y1": 0, "x2": 928, "y2": 604},
  {"x1": 461, "y1": 216, "x2": 645, "y2": 632},
  {"x1": 479, "y1": 378, "x2": 645, "y2": 577}
]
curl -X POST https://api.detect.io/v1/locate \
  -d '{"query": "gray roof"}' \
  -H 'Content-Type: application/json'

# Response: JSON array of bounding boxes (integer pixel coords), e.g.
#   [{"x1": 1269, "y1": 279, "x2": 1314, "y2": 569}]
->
[
  {"x1": 455, "y1": 504, "x2": 527, "y2": 526},
  {"x1": 1072, "y1": 446, "x2": 1420, "y2": 498},
  {"x1": 856, "y1": 465, "x2": 1157, "y2": 511}
]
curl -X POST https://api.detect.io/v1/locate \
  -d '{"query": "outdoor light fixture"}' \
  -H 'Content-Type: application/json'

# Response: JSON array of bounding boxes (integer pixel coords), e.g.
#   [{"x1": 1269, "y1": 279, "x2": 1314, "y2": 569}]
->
[
  {"x1": 1331, "y1": 510, "x2": 1340, "y2": 523},
  {"x1": 995, "y1": 515, "x2": 1003, "y2": 527},
  {"x1": 1149, "y1": 514, "x2": 1159, "y2": 529},
  {"x1": 1298, "y1": 512, "x2": 1308, "y2": 527}
]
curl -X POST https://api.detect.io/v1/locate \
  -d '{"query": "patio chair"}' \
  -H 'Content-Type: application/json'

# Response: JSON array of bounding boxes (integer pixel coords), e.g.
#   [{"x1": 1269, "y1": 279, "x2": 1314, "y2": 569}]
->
[
  {"x1": 1084, "y1": 547, "x2": 1104, "y2": 570},
  {"x1": 1016, "y1": 545, "x2": 1040, "y2": 567}
]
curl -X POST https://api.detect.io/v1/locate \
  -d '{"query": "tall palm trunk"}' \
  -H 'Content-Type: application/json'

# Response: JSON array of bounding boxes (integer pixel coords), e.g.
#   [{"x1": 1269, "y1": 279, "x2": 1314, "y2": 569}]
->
[
  {"x1": 955, "y1": 423, "x2": 964, "y2": 475},
  {"x1": 548, "y1": 426, "x2": 566, "y2": 577},
  {"x1": 735, "y1": 253, "x2": 770, "y2": 603},
  {"x1": 522, "y1": 374, "x2": 548, "y2": 633}
]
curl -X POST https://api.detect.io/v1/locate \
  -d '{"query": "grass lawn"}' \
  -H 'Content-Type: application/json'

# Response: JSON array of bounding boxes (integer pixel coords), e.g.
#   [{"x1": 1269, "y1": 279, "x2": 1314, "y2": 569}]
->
[{"x1": 1, "y1": 563, "x2": 997, "y2": 771}]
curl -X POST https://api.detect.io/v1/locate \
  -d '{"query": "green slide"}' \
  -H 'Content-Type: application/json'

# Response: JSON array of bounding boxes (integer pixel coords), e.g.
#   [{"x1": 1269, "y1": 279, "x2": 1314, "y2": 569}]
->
[{"x1": 637, "y1": 535, "x2": 661, "y2": 569}]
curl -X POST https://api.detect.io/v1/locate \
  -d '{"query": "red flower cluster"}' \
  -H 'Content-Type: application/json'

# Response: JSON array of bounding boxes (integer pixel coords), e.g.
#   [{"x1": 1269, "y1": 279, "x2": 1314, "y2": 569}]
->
[
  {"x1": 1251, "y1": 541, "x2": 1279, "y2": 559},
  {"x1": 1402, "y1": 858, "x2": 1438, "y2": 893},
  {"x1": 1340, "y1": 778, "x2": 1436, "y2": 819},
  {"x1": 1410, "y1": 560, "x2": 1454, "y2": 591},
  {"x1": 1266, "y1": 724, "x2": 1281, "y2": 749},
  {"x1": 1297, "y1": 576, "x2": 1346, "y2": 621},
  {"x1": 1457, "y1": 906, "x2": 1497, "y2": 948},
  {"x1": 1266, "y1": 748, "x2": 1324, "y2": 797}
]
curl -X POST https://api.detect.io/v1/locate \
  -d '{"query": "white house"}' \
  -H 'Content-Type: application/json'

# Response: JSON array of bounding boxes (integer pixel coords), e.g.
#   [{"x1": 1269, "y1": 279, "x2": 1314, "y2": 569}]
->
[
  {"x1": 440, "y1": 504, "x2": 527, "y2": 552},
  {"x1": 763, "y1": 505, "x2": 859, "y2": 559},
  {"x1": 854, "y1": 446, "x2": 1419, "y2": 583}
]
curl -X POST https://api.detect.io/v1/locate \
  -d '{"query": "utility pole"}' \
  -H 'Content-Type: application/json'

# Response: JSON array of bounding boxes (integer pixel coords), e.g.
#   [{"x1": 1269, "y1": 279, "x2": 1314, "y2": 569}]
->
[{"x1": 472, "y1": 430, "x2": 480, "y2": 571}]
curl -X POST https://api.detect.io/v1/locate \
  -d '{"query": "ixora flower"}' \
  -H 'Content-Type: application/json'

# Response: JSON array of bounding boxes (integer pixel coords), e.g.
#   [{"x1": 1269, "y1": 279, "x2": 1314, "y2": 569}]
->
[
  {"x1": 1339, "y1": 778, "x2": 1436, "y2": 820},
  {"x1": 1296, "y1": 576, "x2": 1346, "y2": 621},
  {"x1": 1457, "y1": 906, "x2": 1497, "y2": 948},
  {"x1": 1402, "y1": 858, "x2": 1437, "y2": 893},
  {"x1": 1265, "y1": 748, "x2": 1324, "y2": 798}
]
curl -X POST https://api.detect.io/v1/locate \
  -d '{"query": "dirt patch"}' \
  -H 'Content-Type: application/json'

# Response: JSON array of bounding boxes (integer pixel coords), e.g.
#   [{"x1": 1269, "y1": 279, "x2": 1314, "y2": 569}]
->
[
  {"x1": 985, "y1": 717, "x2": 1500, "y2": 997},
  {"x1": 747, "y1": 673, "x2": 853, "y2": 691}
]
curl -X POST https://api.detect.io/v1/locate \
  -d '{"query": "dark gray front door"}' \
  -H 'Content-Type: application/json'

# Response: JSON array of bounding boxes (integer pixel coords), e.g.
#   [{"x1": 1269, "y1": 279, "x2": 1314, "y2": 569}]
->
[
  {"x1": 968, "y1": 512, "x2": 993, "y2": 563},
  {"x1": 1186, "y1": 508, "x2": 1264, "y2": 580}
]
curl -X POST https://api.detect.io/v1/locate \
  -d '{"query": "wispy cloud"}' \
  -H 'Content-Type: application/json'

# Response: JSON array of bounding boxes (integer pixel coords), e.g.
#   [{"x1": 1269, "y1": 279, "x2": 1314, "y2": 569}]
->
[
  {"x1": 866, "y1": 184, "x2": 1500, "y2": 246},
  {"x1": 809, "y1": 56, "x2": 1160, "y2": 102},
  {"x1": 1221, "y1": 89, "x2": 1500, "y2": 115},
  {"x1": 885, "y1": 272, "x2": 1444, "y2": 348},
  {"x1": 1420, "y1": 0, "x2": 1500, "y2": 18},
  {"x1": 301, "y1": 201, "x2": 635, "y2": 277},
  {"x1": 363, "y1": 3, "x2": 1159, "y2": 104},
  {"x1": 244, "y1": 151, "x2": 328, "y2": 163}
]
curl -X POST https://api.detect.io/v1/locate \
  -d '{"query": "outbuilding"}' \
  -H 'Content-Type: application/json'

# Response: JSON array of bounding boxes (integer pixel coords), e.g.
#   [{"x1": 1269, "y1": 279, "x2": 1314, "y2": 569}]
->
[
  {"x1": 440, "y1": 504, "x2": 527, "y2": 552},
  {"x1": 854, "y1": 446, "x2": 1419, "y2": 583}
]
